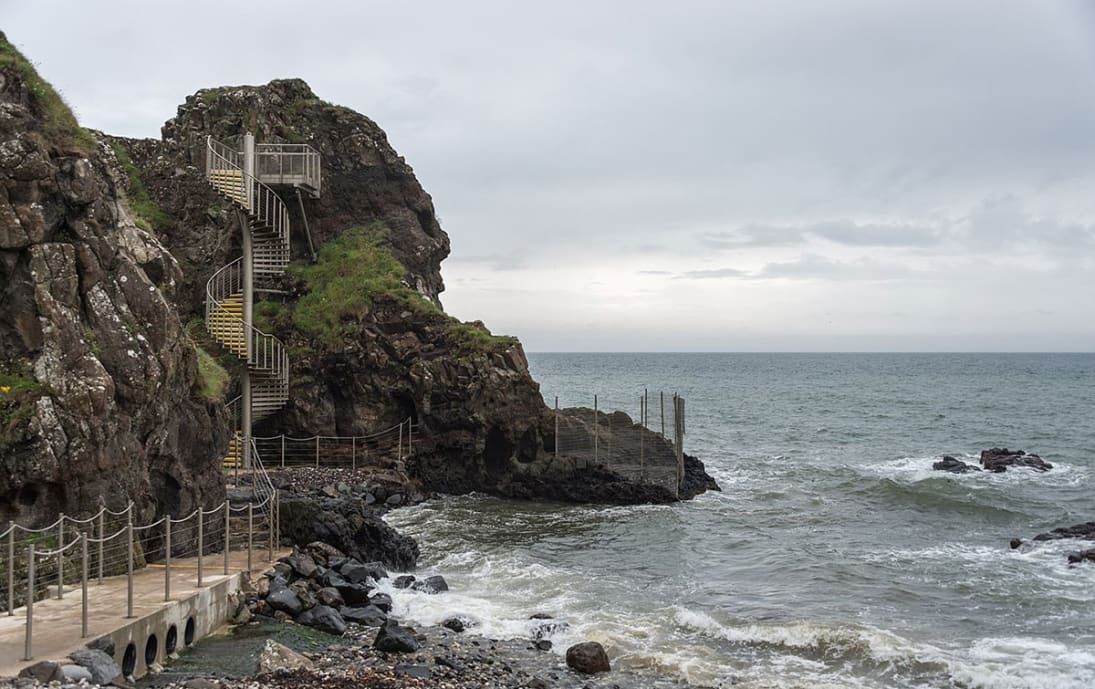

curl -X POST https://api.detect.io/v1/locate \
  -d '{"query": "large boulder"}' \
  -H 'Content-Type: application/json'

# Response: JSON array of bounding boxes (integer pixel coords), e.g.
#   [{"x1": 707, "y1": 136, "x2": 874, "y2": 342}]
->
[
  {"x1": 411, "y1": 574, "x2": 448, "y2": 594},
  {"x1": 933, "y1": 456, "x2": 980, "y2": 473},
  {"x1": 279, "y1": 495, "x2": 419, "y2": 570},
  {"x1": 566, "y1": 641, "x2": 611, "y2": 674},
  {"x1": 373, "y1": 619, "x2": 419, "y2": 653},
  {"x1": 69, "y1": 648, "x2": 122, "y2": 685},
  {"x1": 257, "y1": 639, "x2": 313, "y2": 673},
  {"x1": 340, "y1": 604, "x2": 387, "y2": 626},
  {"x1": 266, "y1": 588, "x2": 304, "y2": 616},
  {"x1": 980, "y1": 448, "x2": 1052, "y2": 473},
  {"x1": 296, "y1": 604, "x2": 346, "y2": 635}
]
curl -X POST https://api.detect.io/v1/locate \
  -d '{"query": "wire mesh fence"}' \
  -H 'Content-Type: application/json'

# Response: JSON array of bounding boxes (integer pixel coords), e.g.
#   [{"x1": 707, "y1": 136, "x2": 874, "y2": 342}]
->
[{"x1": 247, "y1": 417, "x2": 416, "y2": 471}]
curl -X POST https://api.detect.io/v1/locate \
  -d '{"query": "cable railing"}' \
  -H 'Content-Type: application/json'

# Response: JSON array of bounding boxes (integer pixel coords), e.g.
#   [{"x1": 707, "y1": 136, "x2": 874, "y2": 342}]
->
[
  {"x1": 204, "y1": 258, "x2": 287, "y2": 375},
  {"x1": 255, "y1": 142, "x2": 322, "y2": 196},
  {"x1": 252, "y1": 417, "x2": 417, "y2": 470},
  {"x1": 1, "y1": 489, "x2": 278, "y2": 660}
]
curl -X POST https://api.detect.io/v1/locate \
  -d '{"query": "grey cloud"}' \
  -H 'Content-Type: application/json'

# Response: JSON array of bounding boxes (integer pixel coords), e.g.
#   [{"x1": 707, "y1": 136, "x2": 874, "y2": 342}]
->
[
  {"x1": 636, "y1": 270, "x2": 673, "y2": 276},
  {"x1": 754, "y1": 254, "x2": 918, "y2": 282},
  {"x1": 678, "y1": 267, "x2": 748, "y2": 280}
]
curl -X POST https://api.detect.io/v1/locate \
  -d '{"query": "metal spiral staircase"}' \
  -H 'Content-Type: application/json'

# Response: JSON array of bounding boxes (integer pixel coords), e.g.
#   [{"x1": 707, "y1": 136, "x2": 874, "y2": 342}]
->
[{"x1": 203, "y1": 133, "x2": 321, "y2": 469}]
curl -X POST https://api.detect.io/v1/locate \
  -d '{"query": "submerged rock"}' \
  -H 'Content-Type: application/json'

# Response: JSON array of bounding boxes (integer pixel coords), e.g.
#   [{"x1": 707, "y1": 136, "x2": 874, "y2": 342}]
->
[
  {"x1": 980, "y1": 448, "x2": 1052, "y2": 473},
  {"x1": 933, "y1": 455, "x2": 981, "y2": 473},
  {"x1": 412, "y1": 574, "x2": 448, "y2": 594}
]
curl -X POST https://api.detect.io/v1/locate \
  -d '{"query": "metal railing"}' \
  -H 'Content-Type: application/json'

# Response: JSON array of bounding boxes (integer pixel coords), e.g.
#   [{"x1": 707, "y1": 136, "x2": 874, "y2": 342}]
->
[
  {"x1": 549, "y1": 391, "x2": 687, "y2": 497},
  {"x1": 204, "y1": 261, "x2": 287, "y2": 377},
  {"x1": 255, "y1": 143, "x2": 322, "y2": 196},
  {"x1": 2, "y1": 487, "x2": 278, "y2": 660},
  {"x1": 253, "y1": 417, "x2": 416, "y2": 469}
]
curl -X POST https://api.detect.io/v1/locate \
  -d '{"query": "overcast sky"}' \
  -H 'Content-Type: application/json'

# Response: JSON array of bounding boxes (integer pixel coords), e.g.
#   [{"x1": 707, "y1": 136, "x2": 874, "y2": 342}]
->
[{"x1": 4, "y1": 1, "x2": 1095, "y2": 351}]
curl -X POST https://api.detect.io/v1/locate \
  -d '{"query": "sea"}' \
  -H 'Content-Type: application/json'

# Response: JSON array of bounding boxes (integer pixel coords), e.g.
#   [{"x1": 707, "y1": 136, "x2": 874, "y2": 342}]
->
[{"x1": 381, "y1": 353, "x2": 1095, "y2": 689}]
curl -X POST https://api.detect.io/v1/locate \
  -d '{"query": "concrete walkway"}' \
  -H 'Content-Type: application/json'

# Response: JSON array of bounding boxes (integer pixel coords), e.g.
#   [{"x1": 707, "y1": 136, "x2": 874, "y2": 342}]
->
[{"x1": 0, "y1": 549, "x2": 287, "y2": 676}]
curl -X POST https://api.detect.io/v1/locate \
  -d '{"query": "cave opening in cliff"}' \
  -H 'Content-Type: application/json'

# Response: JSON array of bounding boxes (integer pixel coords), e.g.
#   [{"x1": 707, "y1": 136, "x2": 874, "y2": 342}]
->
[{"x1": 483, "y1": 426, "x2": 513, "y2": 473}]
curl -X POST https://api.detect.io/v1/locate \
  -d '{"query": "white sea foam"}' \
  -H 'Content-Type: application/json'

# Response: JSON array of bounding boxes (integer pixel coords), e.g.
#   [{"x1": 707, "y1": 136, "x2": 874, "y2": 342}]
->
[{"x1": 858, "y1": 454, "x2": 1088, "y2": 487}]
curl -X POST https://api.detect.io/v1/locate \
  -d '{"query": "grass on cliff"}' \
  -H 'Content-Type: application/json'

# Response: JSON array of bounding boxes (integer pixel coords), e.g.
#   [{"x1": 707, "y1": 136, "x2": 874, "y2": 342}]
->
[
  {"x1": 287, "y1": 225, "x2": 435, "y2": 348},
  {"x1": 0, "y1": 34, "x2": 96, "y2": 151},
  {"x1": 193, "y1": 344, "x2": 229, "y2": 402},
  {"x1": 0, "y1": 368, "x2": 46, "y2": 449},
  {"x1": 110, "y1": 142, "x2": 171, "y2": 233}
]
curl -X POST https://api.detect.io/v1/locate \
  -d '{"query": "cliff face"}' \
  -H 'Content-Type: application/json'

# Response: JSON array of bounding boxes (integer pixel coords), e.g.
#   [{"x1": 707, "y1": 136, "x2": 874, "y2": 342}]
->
[
  {"x1": 118, "y1": 79, "x2": 715, "y2": 502},
  {"x1": 0, "y1": 34, "x2": 228, "y2": 524}
]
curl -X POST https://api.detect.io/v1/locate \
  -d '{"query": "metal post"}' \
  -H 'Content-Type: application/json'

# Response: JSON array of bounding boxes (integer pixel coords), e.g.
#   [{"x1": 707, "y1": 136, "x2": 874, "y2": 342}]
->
[
  {"x1": 267, "y1": 495, "x2": 275, "y2": 562},
  {"x1": 223, "y1": 502, "x2": 230, "y2": 575},
  {"x1": 80, "y1": 534, "x2": 88, "y2": 638},
  {"x1": 6, "y1": 522, "x2": 13, "y2": 615},
  {"x1": 398, "y1": 422, "x2": 404, "y2": 461},
  {"x1": 24, "y1": 544, "x2": 34, "y2": 660},
  {"x1": 164, "y1": 517, "x2": 171, "y2": 602},
  {"x1": 97, "y1": 508, "x2": 104, "y2": 584},
  {"x1": 351, "y1": 436, "x2": 356, "y2": 471},
  {"x1": 640, "y1": 395, "x2": 645, "y2": 480},
  {"x1": 315, "y1": 436, "x2": 320, "y2": 468},
  {"x1": 554, "y1": 397, "x2": 559, "y2": 460},
  {"x1": 408, "y1": 420, "x2": 413, "y2": 456},
  {"x1": 197, "y1": 510, "x2": 204, "y2": 588},
  {"x1": 661, "y1": 391, "x2": 665, "y2": 437},
  {"x1": 56, "y1": 514, "x2": 64, "y2": 599},
  {"x1": 126, "y1": 515, "x2": 134, "y2": 618},
  {"x1": 280, "y1": 435, "x2": 285, "y2": 468},
  {"x1": 593, "y1": 395, "x2": 599, "y2": 463},
  {"x1": 247, "y1": 503, "x2": 253, "y2": 573}
]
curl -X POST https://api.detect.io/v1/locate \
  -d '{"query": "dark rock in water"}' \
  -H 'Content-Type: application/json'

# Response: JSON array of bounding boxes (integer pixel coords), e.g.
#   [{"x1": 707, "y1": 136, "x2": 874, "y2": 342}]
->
[
  {"x1": 395, "y1": 664, "x2": 431, "y2": 679},
  {"x1": 412, "y1": 574, "x2": 448, "y2": 594},
  {"x1": 296, "y1": 604, "x2": 347, "y2": 636},
  {"x1": 565, "y1": 641, "x2": 611, "y2": 674},
  {"x1": 535, "y1": 639, "x2": 553, "y2": 651},
  {"x1": 340, "y1": 605, "x2": 387, "y2": 626},
  {"x1": 342, "y1": 561, "x2": 387, "y2": 584},
  {"x1": 529, "y1": 613, "x2": 554, "y2": 620},
  {"x1": 1010, "y1": 538, "x2": 1023, "y2": 550},
  {"x1": 441, "y1": 617, "x2": 466, "y2": 632},
  {"x1": 68, "y1": 649, "x2": 122, "y2": 685},
  {"x1": 374, "y1": 619, "x2": 420, "y2": 653},
  {"x1": 280, "y1": 496, "x2": 420, "y2": 570},
  {"x1": 393, "y1": 574, "x2": 416, "y2": 589},
  {"x1": 368, "y1": 592, "x2": 394, "y2": 613},
  {"x1": 1067, "y1": 549, "x2": 1095, "y2": 564},
  {"x1": 316, "y1": 586, "x2": 344, "y2": 608},
  {"x1": 266, "y1": 588, "x2": 304, "y2": 616},
  {"x1": 679, "y1": 453, "x2": 722, "y2": 498},
  {"x1": 1032, "y1": 521, "x2": 1095, "y2": 542},
  {"x1": 531, "y1": 618, "x2": 569, "y2": 639},
  {"x1": 980, "y1": 448, "x2": 1052, "y2": 473},
  {"x1": 933, "y1": 455, "x2": 981, "y2": 473}
]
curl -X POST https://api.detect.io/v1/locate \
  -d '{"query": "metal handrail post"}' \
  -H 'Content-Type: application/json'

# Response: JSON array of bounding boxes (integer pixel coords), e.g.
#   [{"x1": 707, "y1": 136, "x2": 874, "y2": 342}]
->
[
  {"x1": 554, "y1": 397, "x2": 559, "y2": 461},
  {"x1": 223, "y1": 502, "x2": 230, "y2": 575},
  {"x1": 351, "y1": 436, "x2": 356, "y2": 471},
  {"x1": 398, "y1": 422, "x2": 403, "y2": 460},
  {"x1": 7, "y1": 522, "x2": 13, "y2": 615},
  {"x1": 268, "y1": 494, "x2": 275, "y2": 562},
  {"x1": 246, "y1": 503, "x2": 253, "y2": 573},
  {"x1": 97, "y1": 508, "x2": 104, "y2": 584},
  {"x1": 408, "y1": 420, "x2": 413, "y2": 456},
  {"x1": 56, "y1": 514, "x2": 64, "y2": 599},
  {"x1": 80, "y1": 534, "x2": 88, "y2": 638},
  {"x1": 164, "y1": 517, "x2": 171, "y2": 602},
  {"x1": 281, "y1": 435, "x2": 285, "y2": 468},
  {"x1": 126, "y1": 515, "x2": 134, "y2": 618},
  {"x1": 197, "y1": 510, "x2": 204, "y2": 587},
  {"x1": 315, "y1": 436, "x2": 319, "y2": 467},
  {"x1": 24, "y1": 544, "x2": 34, "y2": 660},
  {"x1": 594, "y1": 395, "x2": 599, "y2": 463}
]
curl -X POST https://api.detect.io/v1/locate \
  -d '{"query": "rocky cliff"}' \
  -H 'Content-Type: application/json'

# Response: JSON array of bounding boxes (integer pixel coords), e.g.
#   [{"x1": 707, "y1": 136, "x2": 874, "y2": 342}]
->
[{"x1": 0, "y1": 33, "x2": 227, "y2": 525}]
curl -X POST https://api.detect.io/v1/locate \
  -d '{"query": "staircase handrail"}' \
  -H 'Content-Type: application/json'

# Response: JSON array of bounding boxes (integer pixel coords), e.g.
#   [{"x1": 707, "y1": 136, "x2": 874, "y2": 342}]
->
[
  {"x1": 255, "y1": 142, "x2": 322, "y2": 195},
  {"x1": 205, "y1": 136, "x2": 290, "y2": 249},
  {"x1": 204, "y1": 258, "x2": 287, "y2": 373}
]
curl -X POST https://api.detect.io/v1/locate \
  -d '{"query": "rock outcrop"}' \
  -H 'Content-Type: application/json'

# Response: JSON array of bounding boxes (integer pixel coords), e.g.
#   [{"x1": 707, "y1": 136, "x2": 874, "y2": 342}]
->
[
  {"x1": 980, "y1": 448, "x2": 1052, "y2": 473},
  {"x1": 933, "y1": 455, "x2": 981, "y2": 473},
  {"x1": 0, "y1": 32, "x2": 227, "y2": 525}
]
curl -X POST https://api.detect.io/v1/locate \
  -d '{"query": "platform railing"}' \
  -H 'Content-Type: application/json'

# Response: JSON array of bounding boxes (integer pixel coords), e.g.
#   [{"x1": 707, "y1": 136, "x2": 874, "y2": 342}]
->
[
  {"x1": 1, "y1": 489, "x2": 278, "y2": 661},
  {"x1": 255, "y1": 143, "x2": 322, "y2": 195}
]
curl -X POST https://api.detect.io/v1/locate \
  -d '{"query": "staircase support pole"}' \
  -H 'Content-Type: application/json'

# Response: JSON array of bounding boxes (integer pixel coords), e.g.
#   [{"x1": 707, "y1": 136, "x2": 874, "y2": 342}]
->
[{"x1": 241, "y1": 207, "x2": 254, "y2": 471}]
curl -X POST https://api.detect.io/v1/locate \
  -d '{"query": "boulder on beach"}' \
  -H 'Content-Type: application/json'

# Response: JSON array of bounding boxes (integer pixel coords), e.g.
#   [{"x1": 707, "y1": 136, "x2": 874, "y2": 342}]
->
[
  {"x1": 68, "y1": 648, "x2": 123, "y2": 685},
  {"x1": 257, "y1": 639, "x2": 314, "y2": 673},
  {"x1": 341, "y1": 604, "x2": 387, "y2": 626},
  {"x1": 374, "y1": 619, "x2": 420, "y2": 653},
  {"x1": 566, "y1": 641, "x2": 611, "y2": 674},
  {"x1": 932, "y1": 456, "x2": 980, "y2": 473},
  {"x1": 296, "y1": 604, "x2": 347, "y2": 635},
  {"x1": 980, "y1": 448, "x2": 1052, "y2": 473}
]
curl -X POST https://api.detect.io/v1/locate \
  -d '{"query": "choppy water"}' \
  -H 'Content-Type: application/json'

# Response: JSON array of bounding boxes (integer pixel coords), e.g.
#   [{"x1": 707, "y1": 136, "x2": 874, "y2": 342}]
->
[{"x1": 385, "y1": 353, "x2": 1095, "y2": 689}]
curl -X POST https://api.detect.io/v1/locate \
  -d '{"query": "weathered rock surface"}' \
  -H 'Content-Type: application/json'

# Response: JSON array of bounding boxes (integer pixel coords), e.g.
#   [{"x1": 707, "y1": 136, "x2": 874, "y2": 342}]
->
[
  {"x1": 565, "y1": 641, "x2": 611, "y2": 674},
  {"x1": 980, "y1": 448, "x2": 1052, "y2": 473},
  {"x1": 68, "y1": 648, "x2": 122, "y2": 685},
  {"x1": 933, "y1": 455, "x2": 981, "y2": 473},
  {"x1": 374, "y1": 619, "x2": 420, "y2": 653},
  {"x1": 0, "y1": 33, "x2": 226, "y2": 528},
  {"x1": 257, "y1": 639, "x2": 314, "y2": 673},
  {"x1": 279, "y1": 495, "x2": 419, "y2": 569},
  {"x1": 1032, "y1": 521, "x2": 1095, "y2": 542}
]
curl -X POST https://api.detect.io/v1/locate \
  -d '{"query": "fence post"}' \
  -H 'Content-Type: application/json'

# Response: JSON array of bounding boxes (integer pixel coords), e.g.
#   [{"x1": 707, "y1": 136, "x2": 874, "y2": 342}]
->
[
  {"x1": 247, "y1": 503, "x2": 253, "y2": 573},
  {"x1": 7, "y1": 522, "x2": 13, "y2": 615},
  {"x1": 56, "y1": 514, "x2": 64, "y2": 599},
  {"x1": 268, "y1": 494, "x2": 275, "y2": 562},
  {"x1": 223, "y1": 502, "x2": 230, "y2": 575},
  {"x1": 164, "y1": 517, "x2": 171, "y2": 602},
  {"x1": 661, "y1": 391, "x2": 665, "y2": 437},
  {"x1": 554, "y1": 397, "x2": 559, "y2": 461},
  {"x1": 97, "y1": 507, "x2": 104, "y2": 584},
  {"x1": 639, "y1": 396, "x2": 645, "y2": 480},
  {"x1": 315, "y1": 436, "x2": 320, "y2": 468},
  {"x1": 351, "y1": 436, "x2": 356, "y2": 471},
  {"x1": 80, "y1": 534, "x2": 88, "y2": 638},
  {"x1": 126, "y1": 513, "x2": 134, "y2": 618},
  {"x1": 24, "y1": 544, "x2": 34, "y2": 660},
  {"x1": 197, "y1": 510, "x2": 204, "y2": 588},
  {"x1": 281, "y1": 435, "x2": 285, "y2": 468},
  {"x1": 408, "y1": 420, "x2": 413, "y2": 456},
  {"x1": 593, "y1": 395, "x2": 598, "y2": 463},
  {"x1": 398, "y1": 421, "x2": 404, "y2": 461}
]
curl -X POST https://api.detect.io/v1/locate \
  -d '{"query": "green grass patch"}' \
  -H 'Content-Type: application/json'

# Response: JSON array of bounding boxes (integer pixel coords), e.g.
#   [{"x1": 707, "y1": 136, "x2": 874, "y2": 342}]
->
[
  {"x1": 447, "y1": 322, "x2": 519, "y2": 350},
  {"x1": 287, "y1": 225, "x2": 424, "y2": 348},
  {"x1": 0, "y1": 366, "x2": 46, "y2": 448},
  {"x1": 0, "y1": 34, "x2": 95, "y2": 151},
  {"x1": 110, "y1": 142, "x2": 170, "y2": 233},
  {"x1": 254, "y1": 300, "x2": 288, "y2": 333},
  {"x1": 194, "y1": 344, "x2": 229, "y2": 402}
]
